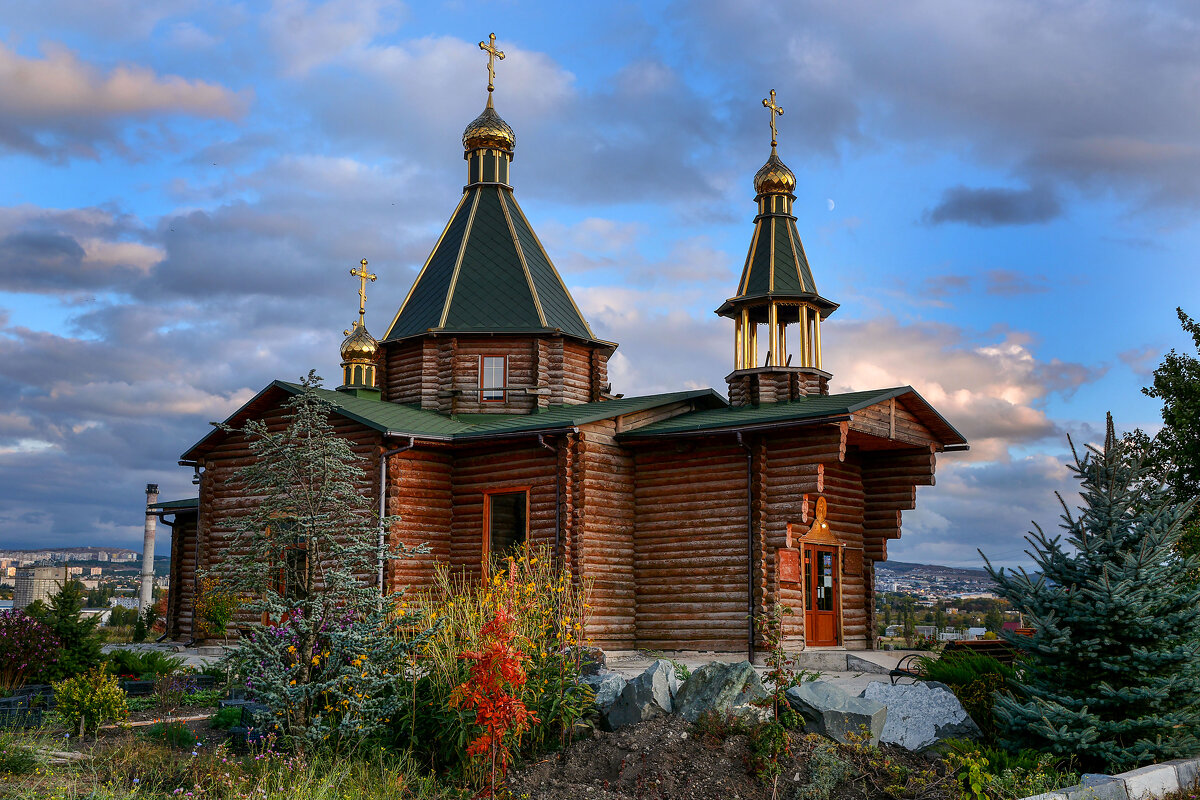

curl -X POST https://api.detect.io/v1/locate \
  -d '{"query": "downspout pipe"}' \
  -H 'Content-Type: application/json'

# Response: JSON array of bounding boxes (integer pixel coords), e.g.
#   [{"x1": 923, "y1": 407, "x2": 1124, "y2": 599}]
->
[
  {"x1": 379, "y1": 437, "x2": 416, "y2": 597},
  {"x1": 736, "y1": 432, "x2": 754, "y2": 664},
  {"x1": 537, "y1": 434, "x2": 560, "y2": 560}
]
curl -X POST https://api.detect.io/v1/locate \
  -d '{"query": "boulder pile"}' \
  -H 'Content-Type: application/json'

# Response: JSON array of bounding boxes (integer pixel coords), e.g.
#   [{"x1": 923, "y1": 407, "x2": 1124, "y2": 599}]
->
[{"x1": 586, "y1": 659, "x2": 981, "y2": 752}]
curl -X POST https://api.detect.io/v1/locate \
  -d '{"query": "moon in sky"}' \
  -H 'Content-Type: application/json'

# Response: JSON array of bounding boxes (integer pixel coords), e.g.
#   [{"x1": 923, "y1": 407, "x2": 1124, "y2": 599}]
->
[{"x1": 826, "y1": 198, "x2": 835, "y2": 211}]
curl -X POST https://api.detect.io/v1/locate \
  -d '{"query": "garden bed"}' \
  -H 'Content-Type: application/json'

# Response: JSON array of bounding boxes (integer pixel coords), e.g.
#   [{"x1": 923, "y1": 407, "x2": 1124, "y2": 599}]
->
[{"x1": 509, "y1": 714, "x2": 957, "y2": 800}]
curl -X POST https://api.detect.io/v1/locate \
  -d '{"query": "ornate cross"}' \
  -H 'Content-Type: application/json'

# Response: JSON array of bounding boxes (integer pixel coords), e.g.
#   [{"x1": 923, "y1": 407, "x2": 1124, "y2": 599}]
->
[
  {"x1": 349, "y1": 258, "x2": 376, "y2": 330},
  {"x1": 479, "y1": 32, "x2": 505, "y2": 93},
  {"x1": 762, "y1": 89, "x2": 784, "y2": 148}
]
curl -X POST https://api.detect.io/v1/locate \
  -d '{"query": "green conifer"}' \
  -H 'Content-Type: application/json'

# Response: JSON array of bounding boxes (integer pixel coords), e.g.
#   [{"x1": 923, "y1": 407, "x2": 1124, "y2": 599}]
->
[
  {"x1": 984, "y1": 415, "x2": 1200, "y2": 772},
  {"x1": 28, "y1": 579, "x2": 103, "y2": 681}
]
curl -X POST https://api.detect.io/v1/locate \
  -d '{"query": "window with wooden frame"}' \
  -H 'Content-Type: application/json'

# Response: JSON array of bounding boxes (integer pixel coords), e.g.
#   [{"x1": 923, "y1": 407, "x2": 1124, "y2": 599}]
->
[
  {"x1": 480, "y1": 355, "x2": 507, "y2": 402},
  {"x1": 263, "y1": 518, "x2": 307, "y2": 624},
  {"x1": 482, "y1": 489, "x2": 529, "y2": 568}
]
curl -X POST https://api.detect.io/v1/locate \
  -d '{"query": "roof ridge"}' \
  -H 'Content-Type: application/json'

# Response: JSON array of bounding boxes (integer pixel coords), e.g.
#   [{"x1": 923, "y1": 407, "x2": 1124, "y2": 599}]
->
[{"x1": 439, "y1": 189, "x2": 482, "y2": 328}]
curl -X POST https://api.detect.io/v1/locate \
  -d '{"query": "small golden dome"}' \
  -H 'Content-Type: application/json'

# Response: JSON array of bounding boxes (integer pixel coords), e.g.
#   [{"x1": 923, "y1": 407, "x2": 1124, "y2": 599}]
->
[
  {"x1": 340, "y1": 323, "x2": 378, "y2": 362},
  {"x1": 754, "y1": 148, "x2": 796, "y2": 195},
  {"x1": 462, "y1": 97, "x2": 515, "y2": 153}
]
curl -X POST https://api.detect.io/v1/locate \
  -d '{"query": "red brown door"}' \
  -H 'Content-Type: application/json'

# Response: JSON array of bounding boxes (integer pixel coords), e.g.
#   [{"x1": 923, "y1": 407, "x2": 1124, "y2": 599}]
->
[{"x1": 804, "y1": 544, "x2": 840, "y2": 646}]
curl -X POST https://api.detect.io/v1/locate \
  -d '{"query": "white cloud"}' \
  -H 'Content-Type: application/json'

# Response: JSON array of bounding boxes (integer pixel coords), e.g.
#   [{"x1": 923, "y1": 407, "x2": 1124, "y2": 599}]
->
[{"x1": 0, "y1": 41, "x2": 246, "y2": 119}]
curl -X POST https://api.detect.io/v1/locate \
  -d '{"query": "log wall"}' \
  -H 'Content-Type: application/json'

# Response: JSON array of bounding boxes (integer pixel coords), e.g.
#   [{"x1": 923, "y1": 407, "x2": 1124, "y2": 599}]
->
[
  {"x1": 381, "y1": 334, "x2": 611, "y2": 414},
  {"x1": 449, "y1": 441, "x2": 559, "y2": 582},
  {"x1": 577, "y1": 421, "x2": 636, "y2": 648},
  {"x1": 761, "y1": 425, "x2": 844, "y2": 643},
  {"x1": 166, "y1": 514, "x2": 198, "y2": 639},
  {"x1": 633, "y1": 441, "x2": 749, "y2": 651},
  {"x1": 385, "y1": 448, "x2": 452, "y2": 591}
]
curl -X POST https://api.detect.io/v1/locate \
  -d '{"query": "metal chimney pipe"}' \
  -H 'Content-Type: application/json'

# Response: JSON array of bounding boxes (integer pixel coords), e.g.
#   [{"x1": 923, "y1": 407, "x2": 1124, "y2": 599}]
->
[{"x1": 140, "y1": 484, "x2": 159, "y2": 613}]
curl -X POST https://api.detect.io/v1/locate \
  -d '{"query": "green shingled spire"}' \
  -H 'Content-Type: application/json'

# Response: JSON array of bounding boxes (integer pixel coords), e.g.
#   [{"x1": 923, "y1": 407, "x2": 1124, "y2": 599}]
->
[{"x1": 383, "y1": 100, "x2": 599, "y2": 344}]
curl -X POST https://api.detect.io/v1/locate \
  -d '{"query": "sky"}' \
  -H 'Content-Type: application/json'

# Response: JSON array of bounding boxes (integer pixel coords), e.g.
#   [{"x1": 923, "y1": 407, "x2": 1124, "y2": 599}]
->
[{"x1": 0, "y1": 1, "x2": 1197, "y2": 568}]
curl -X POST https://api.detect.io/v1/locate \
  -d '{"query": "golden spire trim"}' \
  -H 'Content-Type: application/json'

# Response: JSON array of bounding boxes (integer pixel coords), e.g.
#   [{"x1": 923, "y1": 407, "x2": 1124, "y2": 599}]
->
[
  {"x1": 479, "y1": 32, "x2": 505, "y2": 95},
  {"x1": 762, "y1": 88, "x2": 784, "y2": 149},
  {"x1": 346, "y1": 258, "x2": 376, "y2": 334}
]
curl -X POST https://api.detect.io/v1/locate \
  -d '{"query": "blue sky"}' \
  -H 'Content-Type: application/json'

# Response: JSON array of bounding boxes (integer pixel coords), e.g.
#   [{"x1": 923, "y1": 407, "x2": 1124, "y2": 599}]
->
[{"x1": 0, "y1": 1, "x2": 1196, "y2": 567}]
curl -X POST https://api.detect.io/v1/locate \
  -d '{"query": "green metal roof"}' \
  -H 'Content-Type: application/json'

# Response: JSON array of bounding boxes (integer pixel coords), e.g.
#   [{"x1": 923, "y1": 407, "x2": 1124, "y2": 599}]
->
[
  {"x1": 620, "y1": 386, "x2": 967, "y2": 445},
  {"x1": 148, "y1": 497, "x2": 198, "y2": 514},
  {"x1": 383, "y1": 185, "x2": 599, "y2": 343},
  {"x1": 183, "y1": 382, "x2": 726, "y2": 458}
]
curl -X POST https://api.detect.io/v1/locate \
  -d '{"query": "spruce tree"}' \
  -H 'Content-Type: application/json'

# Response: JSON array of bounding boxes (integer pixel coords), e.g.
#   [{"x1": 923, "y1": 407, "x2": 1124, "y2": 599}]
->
[
  {"x1": 28, "y1": 579, "x2": 103, "y2": 681},
  {"x1": 210, "y1": 372, "x2": 423, "y2": 748},
  {"x1": 984, "y1": 415, "x2": 1200, "y2": 772}
]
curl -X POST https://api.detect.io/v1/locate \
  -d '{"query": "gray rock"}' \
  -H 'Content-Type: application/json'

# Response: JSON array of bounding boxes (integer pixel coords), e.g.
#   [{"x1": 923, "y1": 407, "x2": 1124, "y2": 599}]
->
[
  {"x1": 581, "y1": 670, "x2": 628, "y2": 729},
  {"x1": 673, "y1": 661, "x2": 769, "y2": 723},
  {"x1": 860, "y1": 680, "x2": 981, "y2": 751},
  {"x1": 605, "y1": 660, "x2": 679, "y2": 729},
  {"x1": 785, "y1": 681, "x2": 887, "y2": 746},
  {"x1": 732, "y1": 703, "x2": 774, "y2": 725}
]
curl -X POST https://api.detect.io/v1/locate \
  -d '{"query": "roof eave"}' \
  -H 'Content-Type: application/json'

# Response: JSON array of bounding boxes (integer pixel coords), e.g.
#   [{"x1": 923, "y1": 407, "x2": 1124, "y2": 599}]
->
[
  {"x1": 715, "y1": 292, "x2": 840, "y2": 319},
  {"x1": 381, "y1": 327, "x2": 618, "y2": 351}
]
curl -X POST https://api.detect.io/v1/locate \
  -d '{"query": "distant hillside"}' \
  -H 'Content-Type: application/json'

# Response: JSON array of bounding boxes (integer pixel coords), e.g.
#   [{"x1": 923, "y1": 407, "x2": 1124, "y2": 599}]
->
[{"x1": 879, "y1": 560, "x2": 989, "y2": 576}]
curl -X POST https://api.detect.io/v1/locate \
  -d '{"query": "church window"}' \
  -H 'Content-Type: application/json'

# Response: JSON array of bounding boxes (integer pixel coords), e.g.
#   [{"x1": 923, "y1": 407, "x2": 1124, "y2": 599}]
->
[
  {"x1": 484, "y1": 489, "x2": 528, "y2": 564},
  {"x1": 480, "y1": 355, "x2": 506, "y2": 402}
]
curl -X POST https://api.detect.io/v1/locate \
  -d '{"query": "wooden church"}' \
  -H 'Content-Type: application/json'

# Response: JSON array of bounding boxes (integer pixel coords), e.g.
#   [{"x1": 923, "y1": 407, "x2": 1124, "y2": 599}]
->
[{"x1": 161, "y1": 37, "x2": 967, "y2": 656}]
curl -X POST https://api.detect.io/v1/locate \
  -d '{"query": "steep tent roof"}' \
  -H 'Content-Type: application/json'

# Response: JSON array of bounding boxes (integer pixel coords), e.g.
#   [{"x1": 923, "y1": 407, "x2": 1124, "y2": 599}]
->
[{"x1": 383, "y1": 185, "x2": 600, "y2": 344}]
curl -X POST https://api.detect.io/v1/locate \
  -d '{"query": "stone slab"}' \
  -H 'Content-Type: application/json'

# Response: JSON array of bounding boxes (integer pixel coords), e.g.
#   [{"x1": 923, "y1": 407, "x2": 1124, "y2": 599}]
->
[
  {"x1": 1120, "y1": 765, "x2": 1179, "y2": 800},
  {"x1": 1163, "y1": 759, "x2": 1200, "y2": 789},
  {"x1": 1064, "y1": 776, "x2": 1129, "y2": 800}
]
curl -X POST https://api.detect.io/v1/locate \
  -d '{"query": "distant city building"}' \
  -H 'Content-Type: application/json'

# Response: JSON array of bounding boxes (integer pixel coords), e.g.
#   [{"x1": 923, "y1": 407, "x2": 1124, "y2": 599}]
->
[
  {"x1": 66, "y1": 567, "x2": 83, "y2": 576},
  {"x1": 13, "y1": 565, "x2": 68, "y2": 610},
  {"x1": 89, "y1": 567, "x2": 103, "y2": 576},
  {"x1": 95, "y1": 553, "x2": 109, "y2": 562},
  {"x1": 108, "y1": 596, "x2": 139, "y2": 609}
]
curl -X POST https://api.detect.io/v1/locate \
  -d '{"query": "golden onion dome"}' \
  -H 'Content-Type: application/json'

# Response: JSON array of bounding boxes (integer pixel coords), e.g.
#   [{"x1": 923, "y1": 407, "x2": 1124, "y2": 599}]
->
[
  {"x1": 340, "y1": 323, "x2": 378, "y2": 362},
  {"x1": 754, "y1": 147, "x2": 796, "y2": 195},
  {"x1": 462, "y1": 97, "x2": 515, "y2": 153}
]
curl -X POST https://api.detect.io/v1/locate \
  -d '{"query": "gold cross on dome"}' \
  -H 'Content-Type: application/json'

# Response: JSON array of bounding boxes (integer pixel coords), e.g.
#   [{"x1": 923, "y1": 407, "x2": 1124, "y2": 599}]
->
[
  {"x1": 349, "y1": 258, "x2": 376, "y2": 329},
  {"x1": 479, "y1": 32, "x2": 505, "y2": 93},
  {"x1": 762, "y1": 89, "x2": 784, "y2": 148}
]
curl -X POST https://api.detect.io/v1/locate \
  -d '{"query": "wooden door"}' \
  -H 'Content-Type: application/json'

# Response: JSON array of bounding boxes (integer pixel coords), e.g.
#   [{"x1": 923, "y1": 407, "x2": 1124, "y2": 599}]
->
[{"x1": 804, "y1": 543, "x2": 840, "y2": 646}]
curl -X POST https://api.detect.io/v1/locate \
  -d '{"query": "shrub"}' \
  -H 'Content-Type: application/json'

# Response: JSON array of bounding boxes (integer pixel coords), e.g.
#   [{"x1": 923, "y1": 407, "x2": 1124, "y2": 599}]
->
[
  {"x1": 105, "y1": 648, "x2": 184, "y2": 679},
  {"x1": 916, "y1": 654, "x2": 1015, "y2": 742},
  {"x1": 211, "y1": 705, "x2": 243, "y2": 730},
  {"x1": 143, "y1": 720, "x2": 198, "y2": 750},
  {"x1": 53, "y1": 667, "x2": 128, "y2": 734},
  {"x1": 392, "y1": 548, "x2": 593, "y2": 781},
  {"x1": 450, "y1": 605, "x2": 538, "y2": 794},
  {"x1": 26, "y1": 580, "x2": 102, "y2": 681},
  {"x1": 193, "y1": 576, "x2": 240, "y2": 641},
  {"x1": 0, "y1": 610, "x2": 61, "y2": 692},
  {"x1": 948, "y1": 741, "x2": 1080, "y2": 800}
]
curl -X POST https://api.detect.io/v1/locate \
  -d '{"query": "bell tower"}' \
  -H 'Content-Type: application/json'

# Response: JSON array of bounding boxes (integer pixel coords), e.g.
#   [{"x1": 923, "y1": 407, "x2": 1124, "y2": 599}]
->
[{"x1": 718, "y1": 90, "x2": 838, "y2": 407}]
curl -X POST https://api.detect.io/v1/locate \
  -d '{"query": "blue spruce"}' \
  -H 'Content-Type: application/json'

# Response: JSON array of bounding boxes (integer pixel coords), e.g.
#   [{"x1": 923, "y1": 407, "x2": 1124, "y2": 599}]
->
[{"x1": 984, "y1": 414, "x2": 1200, "y2": 772}]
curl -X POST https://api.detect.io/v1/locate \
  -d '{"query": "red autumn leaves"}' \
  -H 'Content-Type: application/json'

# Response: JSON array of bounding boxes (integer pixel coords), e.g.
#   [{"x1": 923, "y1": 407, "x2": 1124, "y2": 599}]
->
[{"x1": 451, "y1": 603, "x2": 539, "y2": 795}]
